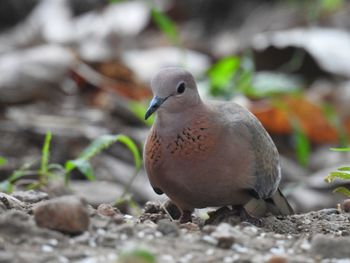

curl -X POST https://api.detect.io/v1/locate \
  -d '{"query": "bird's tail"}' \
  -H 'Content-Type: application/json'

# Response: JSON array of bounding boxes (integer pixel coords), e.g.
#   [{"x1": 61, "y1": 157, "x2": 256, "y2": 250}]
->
[{"x1": 245, "y1": 188, "x2": 294, "y2": 217}]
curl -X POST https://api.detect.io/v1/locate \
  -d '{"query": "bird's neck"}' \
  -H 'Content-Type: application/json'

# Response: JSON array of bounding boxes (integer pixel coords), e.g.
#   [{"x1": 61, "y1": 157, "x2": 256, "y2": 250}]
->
[{"x1": 154, "y1": 101, "x2": 208, "y2": 136}]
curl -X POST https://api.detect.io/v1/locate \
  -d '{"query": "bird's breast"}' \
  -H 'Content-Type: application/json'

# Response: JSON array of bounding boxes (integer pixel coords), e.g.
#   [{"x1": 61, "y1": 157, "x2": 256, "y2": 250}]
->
[{"x1": 145, "y1": 115, "x2": 218, "y2": 171}]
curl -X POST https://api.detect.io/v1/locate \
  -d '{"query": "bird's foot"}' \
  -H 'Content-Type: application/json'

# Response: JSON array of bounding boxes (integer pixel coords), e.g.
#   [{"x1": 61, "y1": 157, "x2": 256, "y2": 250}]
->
[
  {"x1": 233, "y1": 206, "x2": 263, "y2": 227},
  {"x1": 179, "y1": 210, "x2": 192, "y2": 224},
  {"x1": 205, "y1": 206, "x2": 239, "y2": 225},
  {"x1": 163, "y1": 200, "x2": 182, "y2": 220}
]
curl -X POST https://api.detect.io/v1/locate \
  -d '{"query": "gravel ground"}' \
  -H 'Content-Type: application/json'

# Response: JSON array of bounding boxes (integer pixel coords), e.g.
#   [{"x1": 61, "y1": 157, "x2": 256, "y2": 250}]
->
[{"x1": 1, "y1": 191, "x2": 350, "y2": 263}]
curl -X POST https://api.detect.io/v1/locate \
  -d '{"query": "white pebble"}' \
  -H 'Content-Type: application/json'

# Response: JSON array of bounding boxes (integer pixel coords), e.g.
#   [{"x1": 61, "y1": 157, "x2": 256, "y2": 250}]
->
[
  {"x1": 202, "y1": 235, "x2": 218, "y2": 245},
  {"x1": 270, "y1": 246, "x2": 285, "y2": 255},
  {"x1": 161, "y1": 254, "x2": 174, "y2": 262},
  {"x1": 205, "y1": 248, "x2": 214, "y2": 256},
  {"x1": 233, "y1": 244, "x2": 248, "y2": 253},
  {"x1": 300, "y1": 240, "x2": 311, "y2": 251},
  {"x1": 48, "y1": 239, "x2": 58, "y2": 246},
  {"x1": 41, "y1": 245, "x2": 54, "y2": 252}
]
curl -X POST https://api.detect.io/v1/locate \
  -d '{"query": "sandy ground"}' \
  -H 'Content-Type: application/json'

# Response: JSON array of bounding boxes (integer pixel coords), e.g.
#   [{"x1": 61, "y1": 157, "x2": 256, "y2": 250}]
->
[{"x1": 1, "y1": 192, "x2": 350, "y2": 263}]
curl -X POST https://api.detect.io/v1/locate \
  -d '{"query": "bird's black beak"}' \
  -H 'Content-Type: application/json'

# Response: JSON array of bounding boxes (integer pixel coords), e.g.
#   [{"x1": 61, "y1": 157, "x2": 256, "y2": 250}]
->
[{"x1": 145, "y1": 96, "x2": 167, "y2": 120}]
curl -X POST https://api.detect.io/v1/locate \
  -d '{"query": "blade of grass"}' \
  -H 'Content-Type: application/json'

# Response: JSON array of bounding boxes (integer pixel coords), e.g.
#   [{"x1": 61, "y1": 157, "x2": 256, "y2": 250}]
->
[
  {"x1": 333, "y1": 186, "x2": 350, "y2": 197},
  {"x1": 291, "y1": 121, "x2": 310, "y2": 167},
  {"x1": 40, "y1": 131, "x2": 52, "y2": 182},
  {"x1": 65, "y1": 134, "x2": 141, "y2": 184},
  {"x1": 151, "y1": 7, "x2": 180, "y2": 45},
  {"x1": 330, "y1": 147, "x2": 350, "y2": 152}
]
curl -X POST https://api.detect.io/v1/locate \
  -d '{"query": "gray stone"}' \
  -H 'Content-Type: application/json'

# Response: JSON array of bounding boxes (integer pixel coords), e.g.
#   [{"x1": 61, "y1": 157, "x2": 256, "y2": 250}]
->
[
  {"x1": 311, "y1": 234, "x2": 350, "y2": 258},
  {"x1": 34, "y1": 195, "x2": 89, "y2": 234},
  {"x1": 157, "y1": 219, "x2": 179, "y2": 237},
  {"x1": 12, "y1": 190, "x2": 49, "y2": 204}
]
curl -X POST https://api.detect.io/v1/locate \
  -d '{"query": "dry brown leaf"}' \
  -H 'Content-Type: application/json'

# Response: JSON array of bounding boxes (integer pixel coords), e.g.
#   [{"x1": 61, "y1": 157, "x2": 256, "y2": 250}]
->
[{"x1": 250, "y1": 96, "x2": 347, "y2": 143}]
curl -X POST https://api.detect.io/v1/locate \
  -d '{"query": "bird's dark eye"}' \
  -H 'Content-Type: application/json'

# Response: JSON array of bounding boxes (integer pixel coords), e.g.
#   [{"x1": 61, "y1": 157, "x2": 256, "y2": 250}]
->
[{"x1": 177, "y1": 82, "x2": 186, "y2": 94}]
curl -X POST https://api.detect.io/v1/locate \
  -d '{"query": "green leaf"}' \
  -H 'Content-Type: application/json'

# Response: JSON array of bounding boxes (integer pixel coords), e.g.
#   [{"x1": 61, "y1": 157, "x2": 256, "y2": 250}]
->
[
  {"x1": 109, "y1": 0, "x2": 123, "y2": 3},
  {"x1": 0, "y1": 157, "x2": 7, "y2": 166},
  {"x1": 208, "y1": 56, "x2": 241, "y2": 96},
  {"x1": 321, "y1": 0, "x2": 343, "y2": 12},
  {"x1": 66, "y1": 159, "x2": 95, "y2": 181},
  {"x1": 65, "y1": 134, "x2": 141, "y2": 182},
  {"x1": 40, "y1": 131, "x2": 52, "y2": 177},
  {"x1": 119, "y1": 249, "x2": 157, "y2": 263},
  {"x1": 0, "y1": 181, "x2": 13, "y2": 193},
  {"x1": 338, "y1": 167, "x2": 350, "y2": 171},
  {"x1": 325, "y1": 171, "x2": 350, "y2": 183},
  {"x1": 128, "y1": 101, "x2": 155, "y2": 126},
  {"x1": 330, "y1": 147, "x2": 350, "y2": 152},
  {"x1": 292, "y1": 121, "x2": 310, "y2": 167},
  {"x1": 151, "y1": 8, "x2": 179, "y2": 45},
  {"x1": 116, "y1": 135, "x2": 142, "y2": 170},
  {"x1": 333, "y1": 186, "x2": 350, "y2": 197}
]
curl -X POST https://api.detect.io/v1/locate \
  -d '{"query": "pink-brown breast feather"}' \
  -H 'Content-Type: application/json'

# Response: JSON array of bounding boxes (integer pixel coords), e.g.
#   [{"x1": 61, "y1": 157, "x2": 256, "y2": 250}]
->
[
  {"x1": 165, "y1": 116, "x2": 216, "y2": 159},
  {"x1": 145, "y1": 115, "x2": 217, "y2": 173},
  {"x1": 145, "y1": 127, "x2": 162, "y2": 171}
]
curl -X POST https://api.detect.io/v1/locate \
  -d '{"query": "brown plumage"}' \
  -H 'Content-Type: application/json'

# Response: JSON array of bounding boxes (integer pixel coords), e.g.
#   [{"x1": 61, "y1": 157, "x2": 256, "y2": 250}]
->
[{"x1": 144, "y1": 68, "x2": 293, "y2": 223}]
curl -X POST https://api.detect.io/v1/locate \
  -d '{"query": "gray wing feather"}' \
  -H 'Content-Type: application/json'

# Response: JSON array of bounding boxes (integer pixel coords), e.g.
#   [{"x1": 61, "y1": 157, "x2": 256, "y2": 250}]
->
[{"x1": 216, "y1": 102, "x2": 281, "y2": 199}]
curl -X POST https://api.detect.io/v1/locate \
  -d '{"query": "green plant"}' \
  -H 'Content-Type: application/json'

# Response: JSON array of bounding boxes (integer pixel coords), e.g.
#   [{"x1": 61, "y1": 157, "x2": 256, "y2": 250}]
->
[
  {"x1": 150, "y1": 6, "x2": 180, "y2": 46},
  {"x1": 0, "y1": 131, "x2": 142, "y2": 194},
  {"x1": 207, "y1": 55, "x2": 301, "y2": 99},
  {"x1": 0, "y1": 156, "x2": 7, "y2": 166},
  {"x1": 128, "y1": 101, "x2": 155, "y2": 126},
  {"x1": 118, "y1": 249, "x2": 157, "y2": 263},
  {"x1": 291, "y1": 120, "x2": 310, "y2": 167},
  {"x1": 325, "y1": 147, "x2": 350, "y2": 196}
]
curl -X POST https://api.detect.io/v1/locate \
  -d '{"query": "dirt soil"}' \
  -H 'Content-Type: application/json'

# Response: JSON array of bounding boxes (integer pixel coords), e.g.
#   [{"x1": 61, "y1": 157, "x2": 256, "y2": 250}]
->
[{"x1": 1, "y1": 192, "x2": 350, "y2": 263}]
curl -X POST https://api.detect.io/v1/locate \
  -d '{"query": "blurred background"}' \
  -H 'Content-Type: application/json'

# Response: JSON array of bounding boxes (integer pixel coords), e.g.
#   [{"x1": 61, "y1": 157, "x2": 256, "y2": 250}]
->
[{"x1": 0, "y1": 0, "x2": 350, "y2": 214}]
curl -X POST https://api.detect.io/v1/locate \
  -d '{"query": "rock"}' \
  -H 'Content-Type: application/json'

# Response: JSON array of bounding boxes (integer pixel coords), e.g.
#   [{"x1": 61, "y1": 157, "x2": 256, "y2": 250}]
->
[
  {"x1": 267, "y1": 255, "x2": 288, "y2": 263},
  {"x1": 0, "y1": 192, "x2": 26, "y2": 210},
  {"x1": 0, "y1": 210, "x2": 31, "y2": 237},
  {"x1": 0, "y1": 45, "x2": 75, "y2": 104},
  {"x1": 12, "y1": 190, "x2": 49, "y2": 204},
  {"x1": 97, "y1": 203, "x2": 120, "y2": 217},
  {"x1": 157, "y1": 219, "x2": 179, "y2": 237},
  {"x1": 211, "y1": 224, "x2": 236, "y2": 249},
  {"x1": 116, "y1": 224, "x2": 134, "y2": 237},
  {"x1": 143, "y1": 201, "x2": 162, "y2": 214},
  {"x1": 310, "y1": 234, "x2": 350, "y2": 258},
  {"x1": 34, "y1": 195, "x2": 89, "y2": 234},
  {"x1": 0, "y1": 251, "x2": 13, "y2": 263},
  {"x1": 342, "y1": 199, "x2": 350, "y2": 213}
]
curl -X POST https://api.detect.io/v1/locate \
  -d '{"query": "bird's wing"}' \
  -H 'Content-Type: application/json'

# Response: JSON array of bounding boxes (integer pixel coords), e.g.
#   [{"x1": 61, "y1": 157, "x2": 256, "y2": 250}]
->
[{"x1": 214, "y1": 102, "x2": 281, "y2": 199}]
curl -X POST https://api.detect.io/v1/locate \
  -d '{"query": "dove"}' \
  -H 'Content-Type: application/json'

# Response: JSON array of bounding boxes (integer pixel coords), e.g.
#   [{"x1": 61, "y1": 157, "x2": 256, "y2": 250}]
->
[{"x1": 143, "y1": 67, "x2": 293, "y2": 223}]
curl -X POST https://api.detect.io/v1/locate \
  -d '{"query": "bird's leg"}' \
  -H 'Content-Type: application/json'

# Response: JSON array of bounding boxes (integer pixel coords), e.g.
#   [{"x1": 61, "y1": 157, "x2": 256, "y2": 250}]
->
[
  {"x1": 232, "y1": 205, "x2": 262, "y2": 226},
  {"x1": 179, "y1": 210, "x2": 192, "y2": 224}
]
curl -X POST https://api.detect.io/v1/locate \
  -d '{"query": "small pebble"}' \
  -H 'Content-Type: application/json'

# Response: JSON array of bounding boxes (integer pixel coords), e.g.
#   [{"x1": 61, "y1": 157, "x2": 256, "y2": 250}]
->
[
  {"x1": 342, "y1": 199, "x2": 350, "y2": 212},
  {"x1": 41, "y1": 245, "x2": 54, "y2": 253},
  {"x1": 157, "y1": 219, "x2": 179, "y2": 237},
  {"x1": 202, "y1": 225, "x2": 216, "y2": 234},
  {"x1": 202, "y1": 235, "x2": 218, "y2": 246},
  {"x1": 219, "y1": 236, "x2": 235, "y2": 249},
  {"x1": 143, "y1": 201, "x2": 161, "y2": 214},
  {"x1": 116, "y1": 224, "x2": 134, "y2": 236},
  {"x1": 97, "y1": 203, "x2": 119, "y2": 217},
  {"x1": 267, "y1": 255, "x2": 288, "y2": 263}
]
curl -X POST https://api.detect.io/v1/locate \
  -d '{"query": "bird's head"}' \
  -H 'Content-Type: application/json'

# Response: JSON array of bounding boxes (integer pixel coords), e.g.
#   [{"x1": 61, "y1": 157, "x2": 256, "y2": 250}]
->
[{"x1": 145, "y1": 68, "x2": 201, "y2": 120}]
